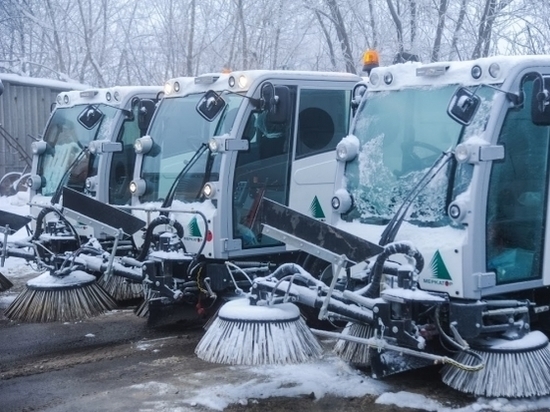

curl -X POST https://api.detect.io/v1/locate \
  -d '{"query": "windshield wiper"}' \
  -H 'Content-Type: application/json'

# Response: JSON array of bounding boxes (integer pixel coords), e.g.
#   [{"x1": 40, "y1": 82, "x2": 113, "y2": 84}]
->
[
  {"x1": 50, "y1": 147, "x2": 89, "y2": 205},
  {"x1": 379, "y1": 151, "x2": 452, "y2": 245},
  {"x1": 161, "y1": 143, "x2": 209, "y2": 211}
]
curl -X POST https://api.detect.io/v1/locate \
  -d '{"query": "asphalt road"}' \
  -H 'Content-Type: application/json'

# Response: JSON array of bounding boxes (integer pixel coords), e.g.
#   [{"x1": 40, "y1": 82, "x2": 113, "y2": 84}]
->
[{"x1": 0, "y1": 270, "x2": 532, "y2": 412}]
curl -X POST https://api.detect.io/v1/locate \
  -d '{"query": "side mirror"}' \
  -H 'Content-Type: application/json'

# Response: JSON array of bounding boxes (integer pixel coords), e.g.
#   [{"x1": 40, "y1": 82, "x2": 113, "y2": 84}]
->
[
  {"x1": 352, "y1": 83, "x2": 367, "y2": 113},
  {"x1": 197, "y1": 90, "x2": 226, "y2": 121},
  {"x1": 447, "y1": 87, "x2": 481, "y2": 126},
  {"x1": 78, "y1": 105, "x2": 104, "y2": 129},
  {"x1": 531, "y1": 74, "x2": 550, "y2": 126},
  {"x1": 137, "y1": 99, "x2": 156, "y2": 134},
  {"x1": 261, "y1": 83, "x2": 290, "y2": 124}
]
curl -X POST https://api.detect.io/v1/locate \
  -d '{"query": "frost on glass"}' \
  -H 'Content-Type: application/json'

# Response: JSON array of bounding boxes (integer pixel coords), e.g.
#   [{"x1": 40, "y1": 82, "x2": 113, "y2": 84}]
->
[
  {"x1": 39, "y1": 105, "x2": 117, "y2": 196},
  {"x1": 344, "y1": 85, "x2": 497, "y2": 227}
]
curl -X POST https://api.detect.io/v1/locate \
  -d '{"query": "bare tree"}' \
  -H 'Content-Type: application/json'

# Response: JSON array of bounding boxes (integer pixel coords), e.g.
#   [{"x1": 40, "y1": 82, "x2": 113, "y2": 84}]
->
[{"x1": 431, "y1": 0, "x2": 449, "y2": 62}]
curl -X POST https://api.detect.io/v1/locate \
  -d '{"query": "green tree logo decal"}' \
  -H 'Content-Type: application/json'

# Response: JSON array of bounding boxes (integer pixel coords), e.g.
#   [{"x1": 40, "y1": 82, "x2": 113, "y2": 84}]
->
[
  {"x1": 187, "y1": 217, "x2": 202, "y2": 238},
  {"x1": 430, "y1": 250, "x2": 452, "y2": 280},
  {"x1": 310, "y1": 196, "x2": 326, "y2": 220}
]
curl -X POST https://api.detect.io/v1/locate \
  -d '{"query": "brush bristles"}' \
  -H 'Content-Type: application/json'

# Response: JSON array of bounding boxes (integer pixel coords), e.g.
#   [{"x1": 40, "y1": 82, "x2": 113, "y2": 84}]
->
[
  {"x1": 333, "y1": 322, "x2": 374, "y2": 365},
  {"x1": 0, "y1": 272, "x2": 13, "y2": 292},
  {"x1": 196, "y1": 316, "x2": 323, "y2": 365},
  {"x1": 4, "y1": 283, "x2": 117, "y2": 323},
  {"x1": 98, "y1": 274, "x2": 143, "y2": 302},
  {"x1": 442, "y1": 342, "x2": 550, "y2": 397}
]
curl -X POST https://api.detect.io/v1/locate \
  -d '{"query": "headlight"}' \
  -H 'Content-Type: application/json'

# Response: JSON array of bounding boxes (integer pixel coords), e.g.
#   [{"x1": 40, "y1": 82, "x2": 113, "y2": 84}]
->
[
  {"x1": 208, "y1": 138, "x2": 221, "y2": 152},
  {"x1": 448, "y1": 199, "x2": 469, "y2": 223},
  {"x1": 85, "y1": 176, "x2": 97, "y2": 192},
  {"x1": 31, "y1": 141, "x2": 47, "y2": 155},
  {"x1": 370, "y1": 72, "x2": 380, "y2": 86},
  {"x1": 471, "y1": 65, "x2": 482, "y2": 80},
  {"x1": 335, "y1": 136, "x2": 360, "y2": 162},
  {"x1": 228, "y1": 76, "x2": 236, "y2": 87},
  {"x1": 383, "y1": 72, "x2": 393, "y2": 85},
  {"x1": 202, "y1": 182, "x2": 218, "y2": 199},
  {"x1": 164, "y1": 82, "x2": 173, "y2": 95},
  {"x1": 63, "y1": 94, "x2": 70, "y2": 104},
  {"x1": 88, "y1": 140, "x2": 101, "y2": 154},
  {"x1": 134, "y1": 136, "x2": 153, "y2": 154},
  {"x1": 174, "y1": 81, "x2": 180, "y2": 92},
  {"x1": 489, "y1": 63, "x2": 500, "y2": 78},
  {"x1": 454, "y1": 143, "x2": 472, "y2": 163},
  {"x1": 238, "y1": 75, "x2": 247, "y2": 88},
  {"x1": 129, "y1": 179, "x2": 146, "y2": 196},
  {"x1": 331, "y1": 189, "x2": 353, "y2": 213},
  {"x1": 27, "y1": 175, "x2": 43, "y2": 190}
]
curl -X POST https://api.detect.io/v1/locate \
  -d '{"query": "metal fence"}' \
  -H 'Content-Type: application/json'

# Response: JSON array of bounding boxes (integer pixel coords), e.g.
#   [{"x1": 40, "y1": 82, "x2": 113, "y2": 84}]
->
[{"x1": 0, "y1": 74, "x2": 86, "y2": 178}]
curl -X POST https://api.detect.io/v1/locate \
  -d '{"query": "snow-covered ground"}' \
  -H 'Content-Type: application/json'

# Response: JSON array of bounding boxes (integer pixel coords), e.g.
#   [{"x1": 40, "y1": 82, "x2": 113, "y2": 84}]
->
[{"x1": 2, "y1": 192, "x2": 550, "y2": 412}]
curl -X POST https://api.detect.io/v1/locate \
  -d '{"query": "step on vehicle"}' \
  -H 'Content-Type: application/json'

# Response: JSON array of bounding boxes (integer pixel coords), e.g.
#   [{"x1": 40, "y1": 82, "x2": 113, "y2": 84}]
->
[{"x1": 197, "y1": 55, "x2": 550, "y2": 399}]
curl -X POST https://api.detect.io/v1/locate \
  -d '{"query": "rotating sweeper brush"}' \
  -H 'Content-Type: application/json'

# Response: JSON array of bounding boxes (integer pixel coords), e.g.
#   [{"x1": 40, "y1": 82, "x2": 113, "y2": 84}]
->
[
  {"x1": 195, "y1": 199, "x2": 550, "y2": 398},
  {"x1": 4, "y1": 270, "x2": 116, "y2": 322},
  {"x1": 195, "y1": 297, "x2": 322, "y2": 365},
  {"x1": 3, "y1": 189, "x2": 146, "y2": 322}
]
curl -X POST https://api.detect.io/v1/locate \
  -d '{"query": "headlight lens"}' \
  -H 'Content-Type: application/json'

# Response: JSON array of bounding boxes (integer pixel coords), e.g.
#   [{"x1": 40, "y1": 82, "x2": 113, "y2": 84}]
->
[
  {"x1": 134, "y1": 136, "x2": 153, "y2": 154},
  {"x1": 129, "y1": 179, "x2": 146, "y2": 196},
  {"x1": 202, "y1": 182, "x2": 218, "y2": 199},
  {"x1": 238, "y1": 75, "x2": 247, "y2": 88},
  {"x1": 454, "y1": 143, "x2": 471, "y2": 163},
  {"x1": 31, "y1": 141, "x2": 47, "y2": 155}
]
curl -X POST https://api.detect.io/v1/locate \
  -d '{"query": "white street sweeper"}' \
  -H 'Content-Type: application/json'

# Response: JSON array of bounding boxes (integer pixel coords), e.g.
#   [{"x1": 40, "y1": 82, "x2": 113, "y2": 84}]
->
[
  {"x1": 196, "y1": 55, "x2": 550, "y2": 399},
  {"x1": 0, "y1": 85, "x2": 163, "y2": 319},
  {"x1": 1, "y1": 70, "x2": 364, "y2": 325},
  {"x1": 116, "y1": 70, "x2": 363, "y2": 324}
]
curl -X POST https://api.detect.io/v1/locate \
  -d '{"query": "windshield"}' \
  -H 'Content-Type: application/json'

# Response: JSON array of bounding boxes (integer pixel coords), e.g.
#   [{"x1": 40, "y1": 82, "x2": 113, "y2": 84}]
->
[
  {"x1": 344, "y1": 84, "x2": 497, "y2": 226},
  {"x1": 38, "y1": 104, "x2": 118, "y2": 196},
  {"x1": 140, "y1": 92, "x2": 242, "y2": 203}
]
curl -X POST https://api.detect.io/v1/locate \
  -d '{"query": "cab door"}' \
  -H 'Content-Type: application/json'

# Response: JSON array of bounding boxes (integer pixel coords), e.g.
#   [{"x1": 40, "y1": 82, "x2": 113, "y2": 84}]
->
[
  {"x1": 229, "y1": 86, "x2": 297, "y2": 251},
  {"x1": 288, "y1": 86, "x2": 352, "y2": 224},
  {"x1": 485, "y1": 77, "x2": 550, "y2": 286}
]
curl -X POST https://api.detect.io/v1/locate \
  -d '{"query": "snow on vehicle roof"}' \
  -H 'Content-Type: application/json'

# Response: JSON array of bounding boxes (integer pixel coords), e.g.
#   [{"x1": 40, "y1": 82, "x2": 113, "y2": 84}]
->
[
  {"x1": 165, "y1": 70, "x2": 362, "y2": 98},
  {"x1": 368, "y1": 54, "x2": 550, "y2": 91},
  {"x1": 55, "y1": 85, "x2": 162, "y2": 108}
]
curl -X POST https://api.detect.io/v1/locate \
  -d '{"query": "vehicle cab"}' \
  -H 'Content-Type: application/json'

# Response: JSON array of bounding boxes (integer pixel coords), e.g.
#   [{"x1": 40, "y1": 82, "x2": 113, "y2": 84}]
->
[{"x1": 131, "y1": 71, "x2": 361, "y2": 262}]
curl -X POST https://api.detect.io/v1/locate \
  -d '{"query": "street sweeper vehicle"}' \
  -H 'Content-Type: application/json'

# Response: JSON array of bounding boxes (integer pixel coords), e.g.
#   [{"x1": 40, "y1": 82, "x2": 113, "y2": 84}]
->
[
  {"x1": 119, "y1": 70, "x2": 362, "y2": 324},
  {"x1": 196, "y1": 55, "x2": 550, "y2": 399},
  {"x1": 1, "y1": 70, "x2": 362, "y2": 325},
  {"x1": 0, "y1": 85, "x2": 163, "y2": 318}
]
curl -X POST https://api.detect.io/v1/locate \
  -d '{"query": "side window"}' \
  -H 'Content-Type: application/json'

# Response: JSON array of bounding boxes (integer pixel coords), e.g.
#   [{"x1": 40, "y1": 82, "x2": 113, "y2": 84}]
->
[
  {"x1": 232, "y1": 86, "x2": 297, "y2": 248},
  {"x1": 108, "y1": 105, "x2": 142, "y2": 204},
  {"x1": 486, "y1": 79, "x2": 550, "y2": 284},
  {"x1": 296, "y1": 89, "x2": 350, "y2": 159}
]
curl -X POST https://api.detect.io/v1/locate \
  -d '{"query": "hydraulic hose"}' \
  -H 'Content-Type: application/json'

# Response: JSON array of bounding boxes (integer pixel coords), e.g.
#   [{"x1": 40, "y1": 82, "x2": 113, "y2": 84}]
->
[
  {"x1": 32, "y1": 206, "x2": 81, "y2": 248},
  {"x1": 136, "y1": 215, "x2": 185, "y2": 261},
  {"x1": 365, "y1": 241, "x2": 424, "y2": 299}
]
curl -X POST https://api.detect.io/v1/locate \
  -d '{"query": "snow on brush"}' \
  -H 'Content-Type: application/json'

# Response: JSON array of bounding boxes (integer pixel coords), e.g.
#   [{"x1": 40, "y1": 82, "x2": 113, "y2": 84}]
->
[{"x1": 6, "y1": 194, "x2": 550, "y2": 411}]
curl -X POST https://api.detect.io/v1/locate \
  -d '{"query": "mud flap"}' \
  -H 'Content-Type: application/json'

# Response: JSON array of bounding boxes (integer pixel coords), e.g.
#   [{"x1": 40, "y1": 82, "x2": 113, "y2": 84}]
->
[
  {"x1": 370, "y1": 350, "x2": 434, "y2": 378},
  {"x1": 258, "y1": 198, "x2": 383, "y2": 263}
]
